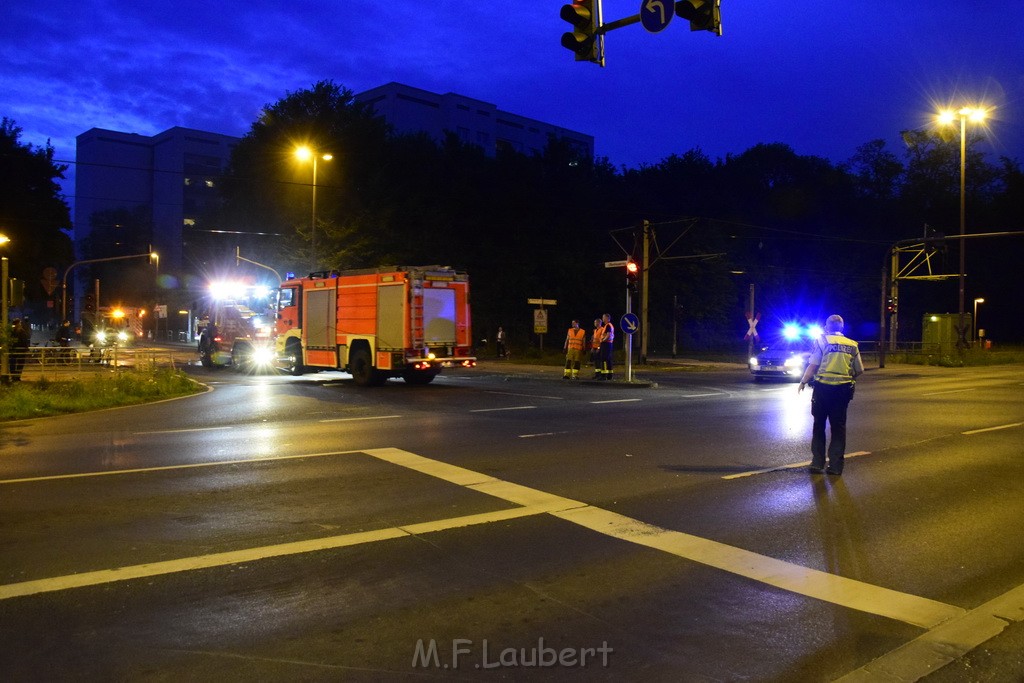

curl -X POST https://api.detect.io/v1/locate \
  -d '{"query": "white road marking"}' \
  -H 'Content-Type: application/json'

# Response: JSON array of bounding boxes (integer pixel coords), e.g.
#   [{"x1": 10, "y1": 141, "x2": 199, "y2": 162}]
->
[
  {"x1": 518, "y1": 432, "x2": 569, "y2": 439},
  {"x1": 0, "y1": 450, "x2": 362, "y2": 485},
  {"x1": 921, "y1": 388, "x2": 977, "y2": 397},
  {"x1": 485, "y1": 391, "x2": 563, "y2": 400},
  {"x1": 138, "y1": 426, "x2": 233, "y2": 435},
  {"x1": 962, "y1": 421, "x2": 1024, "y2": 435},
  {"x1": 836, "y1": 583, "x2": 1024, "y2": 683},
  {"x1": 362, "y1": 448, "x2": 961, "y2": 629},
  {"x1": 2, "y1": 446, "x2": 968, "y2": 634},
  {"x1": 469, "y1": 406, "x2": 536, "y2": 413},
  {"x1": 0, "y1": 505, "x2": 563, "y2": 601},
  {"x1": 590, "y1": 398, "x2": 642, "y2": 404},
  {"x1": 320, "y1": 415, "x2": 402, "y2": 423},
  {"x1": 722, "y1": 452, "x2": 872, "y2": 480}
]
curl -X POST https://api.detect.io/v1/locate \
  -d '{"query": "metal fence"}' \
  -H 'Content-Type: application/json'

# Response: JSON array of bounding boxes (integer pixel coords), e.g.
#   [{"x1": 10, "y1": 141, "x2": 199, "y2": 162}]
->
[{"x1": 2, "y1": 346, "x2": 195, "y2": 383}]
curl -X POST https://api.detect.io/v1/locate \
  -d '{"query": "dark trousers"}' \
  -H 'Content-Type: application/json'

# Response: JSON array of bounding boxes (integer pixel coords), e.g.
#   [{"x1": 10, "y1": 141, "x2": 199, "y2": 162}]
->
[
  {"x1": 810, "y1": 383, "x2": 854, "y2": 472},
  {"x1": 598, "y1": 341, "x2": 613, "y2": 377}
]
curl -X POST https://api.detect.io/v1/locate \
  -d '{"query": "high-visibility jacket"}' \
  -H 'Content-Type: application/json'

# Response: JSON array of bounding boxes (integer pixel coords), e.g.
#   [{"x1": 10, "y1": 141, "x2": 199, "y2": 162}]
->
[
  {"x1": 602, "y1": 322, "x2": 615, "y2": 344},
  {"x1": 812, "y1": 334, "x2": 861, "y2": 385},
  {"x1": 590, "y1": 326, "x2": 603, "y2": 349},
  {"x1": 565, "y1": 328, "x2": 586, "y2": 352}
]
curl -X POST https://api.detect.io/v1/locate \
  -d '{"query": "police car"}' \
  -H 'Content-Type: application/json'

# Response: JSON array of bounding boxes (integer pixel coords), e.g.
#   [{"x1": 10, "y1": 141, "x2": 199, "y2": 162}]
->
[{"x1": 748, "y1": 323, "x2": 821, "y2": 381}]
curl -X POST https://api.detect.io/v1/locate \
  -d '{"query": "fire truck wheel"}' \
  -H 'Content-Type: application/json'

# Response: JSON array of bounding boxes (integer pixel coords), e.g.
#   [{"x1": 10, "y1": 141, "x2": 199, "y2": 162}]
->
[
  {"x1": 350, "y1": 346, "x2": 384, "y2": 386},
  {"x1": 199, "y1": 339, "x2": 215, "y2": 368},
  {"x1": 284, "y1": 340, "x2": 305, "y2": 376},
  {"x1": 403, "y1": 370, "x2": 438, "y2": 385}
]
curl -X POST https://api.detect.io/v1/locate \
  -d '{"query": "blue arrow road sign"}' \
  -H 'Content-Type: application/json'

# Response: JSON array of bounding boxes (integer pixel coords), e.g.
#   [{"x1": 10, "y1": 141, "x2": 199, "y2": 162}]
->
[
  {"x1": 640, "y1": 0, "x2": 674, "y2": 33},
  {"x1": 621, "y1": 313, "x2": 640, "y2": 334}
]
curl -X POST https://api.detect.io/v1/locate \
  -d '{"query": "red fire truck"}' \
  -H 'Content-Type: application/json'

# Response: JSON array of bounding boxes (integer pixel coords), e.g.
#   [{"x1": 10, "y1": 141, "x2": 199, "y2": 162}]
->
[{"x1": 274, "y1": 266, "x2": 476, "y2": 385}]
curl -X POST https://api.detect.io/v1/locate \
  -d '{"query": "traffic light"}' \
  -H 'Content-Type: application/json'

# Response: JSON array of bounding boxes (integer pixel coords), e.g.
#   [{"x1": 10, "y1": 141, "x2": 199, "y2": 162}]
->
[
  {"x1": 885, "y1": 297, "x2": 896, "y2": 314},
  {"x1": 560, "y1": 0, "x2": 602, "y2": 64},
  {"x1": 675, "y1": 0, "x2": 722, "y2": 35},
  {"x1": 84, "y1": 293, "x2": 95, "y2": 313},
  {"x1": 626, "y1": 259, "x2": 640, "y2": 293}
]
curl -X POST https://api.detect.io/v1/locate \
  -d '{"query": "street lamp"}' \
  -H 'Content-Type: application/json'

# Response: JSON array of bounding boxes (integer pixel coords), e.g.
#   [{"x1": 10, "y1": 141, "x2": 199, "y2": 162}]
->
[
  {"x1": 936, "y1": 105, "x2": 989, "y2": 350},
  {"x1": 295, "y1": 146, "x2": 333, "y2": 270},
  {"x1": 973, "y1": 297, "x2": 985, "y2": 342}
]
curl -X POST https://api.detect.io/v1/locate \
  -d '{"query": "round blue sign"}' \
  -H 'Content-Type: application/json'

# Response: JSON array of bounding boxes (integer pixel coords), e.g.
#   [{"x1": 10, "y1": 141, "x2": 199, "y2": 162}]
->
[
  {"x1": 640, "y1": 0, "x2": 674, "y2": 33},
  {"x1": 620, "y1": 313, "x2": 640, "y2": 334}
]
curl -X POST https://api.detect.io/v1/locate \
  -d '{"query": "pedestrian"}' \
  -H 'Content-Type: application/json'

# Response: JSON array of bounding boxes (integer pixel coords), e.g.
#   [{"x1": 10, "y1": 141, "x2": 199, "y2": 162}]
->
[
  {"x1": 9, "y1": 318, "x2": 32, "y2": 382},
  {"x1": 598, "y1": 313, "x2": 615, "y2": 380},
  {"x1": 562, "y1": 319, "x2": 586, "y2": 379},
  {"x1": 798, "y1": 315, "x2": 864, "y2": 476},
  {"x1": 589, "y1": 318, "x2": 603, "y2": 375},
  {"x1": 496, "y1": 326, "x2": 507, "y2": 359}
]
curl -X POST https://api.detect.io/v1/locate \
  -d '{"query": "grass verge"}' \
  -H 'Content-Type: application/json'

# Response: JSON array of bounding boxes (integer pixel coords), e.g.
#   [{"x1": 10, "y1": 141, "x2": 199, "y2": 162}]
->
[{"x1": 0, "y1": 369, "x2": 203, "y2": 421}]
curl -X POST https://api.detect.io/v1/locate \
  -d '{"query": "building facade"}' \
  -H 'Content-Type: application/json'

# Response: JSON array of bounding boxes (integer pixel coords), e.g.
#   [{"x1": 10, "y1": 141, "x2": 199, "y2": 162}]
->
[{"x1": 355, "y1": 82, "x2": 594, "y2": 159}]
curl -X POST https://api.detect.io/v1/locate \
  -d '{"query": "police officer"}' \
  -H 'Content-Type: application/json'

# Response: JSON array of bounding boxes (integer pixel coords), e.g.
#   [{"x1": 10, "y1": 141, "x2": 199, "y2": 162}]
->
[
  {"x1": 562, "y1": 319, "x2": 586, "y2": 379},
  {"x1": 798, "y1": 315, "x2": 864, "y2": 475}
]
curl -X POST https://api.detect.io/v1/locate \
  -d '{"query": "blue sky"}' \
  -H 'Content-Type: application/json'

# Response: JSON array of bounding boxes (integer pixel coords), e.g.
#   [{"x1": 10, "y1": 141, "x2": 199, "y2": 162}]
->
[{"x1": 3, "y1": 1, "x2": 1023, "y2": 209}]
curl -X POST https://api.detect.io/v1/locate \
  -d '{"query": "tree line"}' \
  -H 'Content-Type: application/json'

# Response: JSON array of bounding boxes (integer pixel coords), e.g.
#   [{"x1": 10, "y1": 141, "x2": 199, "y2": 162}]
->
[{"x1": 3, "y1": 81, "x2": 1022, "y2": 349}]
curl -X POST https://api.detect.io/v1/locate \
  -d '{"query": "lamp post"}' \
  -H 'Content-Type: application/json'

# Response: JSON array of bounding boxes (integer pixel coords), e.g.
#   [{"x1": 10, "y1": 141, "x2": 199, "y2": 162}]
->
[
  {"x1": 295, "y1": 146, "x2": 333, "y2": 271},
  {"x1": 973, "y1": 297, "x2": 984, "y2": 342},
  {"x1": 937, "y1": 105, "x2": 988, "y2": 350},
  {"x1": 1, "y1": 234, "x2": 10, "y2": 383}
]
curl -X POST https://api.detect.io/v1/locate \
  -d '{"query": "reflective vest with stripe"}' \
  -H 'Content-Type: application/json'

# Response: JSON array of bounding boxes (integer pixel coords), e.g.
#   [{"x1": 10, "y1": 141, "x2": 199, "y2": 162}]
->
[
  {"x1": 814, "y1": 334, "x2": 860, "y2": 385},
  {"x1": 591, "y1": 327, "x2": 603, "y2": 349},
  {"x1": 602, "y1": 322, "x2": 615, "y2": 344},
  {"x1": 565, "y1": 328, "x2": 586, "y2": 351}
]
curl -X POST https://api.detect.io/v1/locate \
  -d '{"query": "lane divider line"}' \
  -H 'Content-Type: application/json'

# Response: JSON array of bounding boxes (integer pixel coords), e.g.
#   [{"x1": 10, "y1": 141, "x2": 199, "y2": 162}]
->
[
  {"x1": 962, "y1": 421, "x2": 1024, "y2": 435},
  {"x1": 722, "y1": 452, "x2": 871, "y2": 480},
  {"x1": 320, "y1": 415, "x2": 403, "y2": 423},
  {"x1": 0, "y1": 450, "x2": 363, "y2": 485},
  {"x1": 469, "y1": 406, "x2": 536, "y2": 413}
]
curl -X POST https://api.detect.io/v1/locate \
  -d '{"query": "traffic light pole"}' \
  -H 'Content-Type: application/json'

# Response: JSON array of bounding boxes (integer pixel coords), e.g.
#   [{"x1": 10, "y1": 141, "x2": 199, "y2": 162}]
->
[{"x1": 61, "y1": 252, "x2": 157, "y2": 323}]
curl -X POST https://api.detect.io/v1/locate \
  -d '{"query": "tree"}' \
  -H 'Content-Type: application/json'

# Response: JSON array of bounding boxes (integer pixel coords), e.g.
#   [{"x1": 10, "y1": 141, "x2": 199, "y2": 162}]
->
[{"x1": 0, "y1": 117, "x2": 73, "y2": 322}]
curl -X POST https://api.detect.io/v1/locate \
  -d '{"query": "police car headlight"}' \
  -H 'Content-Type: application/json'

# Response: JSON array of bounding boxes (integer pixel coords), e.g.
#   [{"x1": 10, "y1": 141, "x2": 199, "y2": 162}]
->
[
  {"x1": 784, "y1": 356, "x2": 803, "y2": 368},
  {"x1": 749, "y1": 357, "x2": 759, "y2": 367}
]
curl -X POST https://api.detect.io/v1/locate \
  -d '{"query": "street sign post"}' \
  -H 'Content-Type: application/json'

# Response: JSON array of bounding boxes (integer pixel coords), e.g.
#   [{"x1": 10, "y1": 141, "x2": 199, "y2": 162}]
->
[
  {"x1": 603, "y1": 260, "x2": 628, "y2": 268},
  {"x1": 620, "y1": 312, "x2": 640, "y2": 382}
]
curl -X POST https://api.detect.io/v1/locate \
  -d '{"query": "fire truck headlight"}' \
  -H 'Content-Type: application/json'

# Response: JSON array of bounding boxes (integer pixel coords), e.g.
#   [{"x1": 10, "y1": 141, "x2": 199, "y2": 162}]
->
[
  {"x1": 95, "y1": 331, "x2": 107, "y2": 344},
  {"x1": 427, "y1": 352, "x2": 436, "y2": 360},
  {"x1": 252, "y1": 346, "x2": 275, "y2": 366},
  {"x1": 117, "y1": 330, "x2": 130, "y2": 343}
]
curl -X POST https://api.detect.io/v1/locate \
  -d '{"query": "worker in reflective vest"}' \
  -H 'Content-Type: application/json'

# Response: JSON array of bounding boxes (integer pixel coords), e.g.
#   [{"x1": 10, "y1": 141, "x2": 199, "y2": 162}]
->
[
  {"x1": 798, "y1": 314, "x2": 864, "y2": 475},
  {"x1": 598, "y1": 313, "x2": 615, "y2": 380},
  {"x1": 589, "y1": 318, "x2": 603, "y2": 376},
  {"x1": 563, "y1": 320, "x2": 587, "y2": 379}
]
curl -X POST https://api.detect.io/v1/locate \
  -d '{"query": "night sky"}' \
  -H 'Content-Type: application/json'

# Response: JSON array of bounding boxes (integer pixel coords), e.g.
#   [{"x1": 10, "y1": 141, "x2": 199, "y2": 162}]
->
[{"x1": 3, "y1": 1, "x2": 1023, "y2": 213}]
